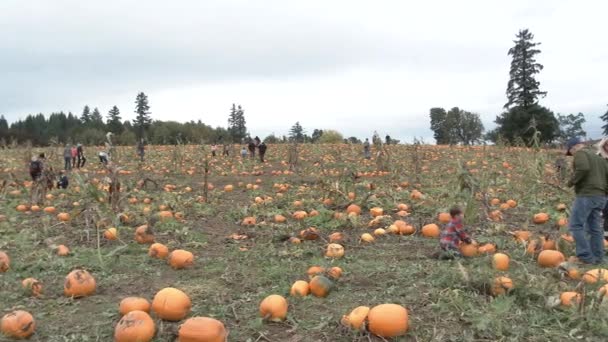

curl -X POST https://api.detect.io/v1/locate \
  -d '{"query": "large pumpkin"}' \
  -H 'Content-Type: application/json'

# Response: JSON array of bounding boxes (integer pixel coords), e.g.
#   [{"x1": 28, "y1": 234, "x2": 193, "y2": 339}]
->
[
  {"x1": 325, "y1": 243, "x2": 345, "y2": 258},
  {"x1": 290, "y1": 280, "x2": 310, "y2": 297},
  {"x1": 341, "y1": 306, "x2": 370, "y2": 331},
  {"x1": 0, "y1": 251, "x2": 10, "y2": 272},
  {"x1": 492, "y1": 253, "x2": 510, "y2": 271},
  {"x1": 114, "y1": 310, "x2": 155, "y2": 342},
  {"x1": 1, "y1": 310, "x2": 35, "y2": 339},
  {"x1": 421, "y1": 224, "x2": 440, "y2": 238},
  {"x1": 533, "y1": 213, "x2": 550, "y2": 224},
  {"x1": 438, "y1": 212, "x2": 451, "y2": 224},
  {"x1": 148, "y1": 243, "x2": 169, "y2": 259},
  {"x1": 119, "y1": 297, "x2": 151, "y2": 315},
  {"x1": 259, "y1": 295, "x2": 288, "y2": 322},
  {"x1": 367, "y1": 304, "x2": 409, "y2": 338},
  {"x1": 64, "y1": 269, "x2": 96, "y2": 298},
  {"x1": 168, "y1": 249, "x2": 194, "y2": 269},
  {"x1": 309, "y1": 275, "x2": 334, "y2": 298},
  {"x1": 537, "y1": 250, "x2": 565, "y2": 268},
  {"x1": 178, "y1": 317, "x2": 228, "y2": 342},
  {"x1": 459, "y1": 243, "x2": 478, "y2": 257},
  {"x1": 152, "y1": 287, "x2": 191, "y2": 321},
  {"x1": 582, "y1": 268, "x2": 608, "y2": 284}
]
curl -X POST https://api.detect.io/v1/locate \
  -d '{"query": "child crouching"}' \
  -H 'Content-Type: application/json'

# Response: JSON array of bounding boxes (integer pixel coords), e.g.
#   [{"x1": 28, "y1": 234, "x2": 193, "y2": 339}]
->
[{"x1": 439, "y1": 206, "x2": 472, "y2": 259}]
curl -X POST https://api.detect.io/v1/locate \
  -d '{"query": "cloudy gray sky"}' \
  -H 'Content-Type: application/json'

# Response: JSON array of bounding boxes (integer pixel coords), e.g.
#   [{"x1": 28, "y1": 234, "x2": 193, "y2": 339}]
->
[{"x1": 1, "y1": 0, "x2": 606, "y2": 141}]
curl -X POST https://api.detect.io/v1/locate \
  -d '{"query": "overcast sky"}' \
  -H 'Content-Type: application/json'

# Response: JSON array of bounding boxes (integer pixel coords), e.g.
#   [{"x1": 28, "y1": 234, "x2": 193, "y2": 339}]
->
[{"x1": 1, "y1": 0, "x2": 606, "y2": 141}]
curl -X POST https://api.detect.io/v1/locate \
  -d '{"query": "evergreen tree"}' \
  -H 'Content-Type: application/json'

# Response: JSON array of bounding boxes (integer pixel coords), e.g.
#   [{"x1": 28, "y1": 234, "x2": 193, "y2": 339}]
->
[
  {"x1": 494, "y1": 105, "x2": 559, "y2": 144},
  {"x1": 90, "y1": 107, "x2": 105, "y2": 129},
  {"x1": 0, "y1": 115, "x2": 8, "y2": 143},
  {"x1": 133, "y1": 92, "x2": 152, "y2": 140},
  {"x1": 107, "y1": 106, "x2": 123, "y2": 134},
  {"x1": 289, "y1": 122, "x2": 305, "y2": 143},
  {"x1": 311, "y1": 129, "x2": 324, "y2": 142},
  {"x1": 80, "y1": 105, "x2": 91, "y2": 124},
  {"x1": 557, "y1": 113, "x2": 586, "y2": 143},
  {"x1": 227, "y1": 104, "x2": 247, "y2": 142},
  {"x1": 602, "y1": 105, "x2": 608, "y2": 136},
  {"x1": 505, "y1": 29, "x2": 547, "y2": 109}
]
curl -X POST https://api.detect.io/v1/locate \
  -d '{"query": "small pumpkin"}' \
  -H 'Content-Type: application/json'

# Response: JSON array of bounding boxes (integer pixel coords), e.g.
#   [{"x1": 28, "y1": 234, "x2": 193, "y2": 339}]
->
[
  {"x1": 492, "y1": 253, "x2": 510, "y2": 271},
  {"x1": 459, "y1": 243, "x2": 478, "y2": 257},
  {"x1": 168, "y1": 249, "x2": 194, "y2": 269},
  {"x1": 22, "y1": 278, "x2": 43, "y2": 297},
  {"x1": 57, "y1": 244, "x2": 70, "y2": 256},
  {"x1": 114, "y1": 310, "x2": 155, "y2": 342},
  {"x1": 119, "y1": 297, "x2": 151, "y2": 315},
  {"x1": 148, "y1": 243, "x2": 169, "y2": 259},
  {"x1": 477, "y1": 243, "x2": 497, "y2": 254},
  {"x1": 57, "y1": 212, "x2": 71, "y2": 222},
  {"x1": 421, "y1": 224, "x2": 440, "y2": 238},
  {"x1": 370, "y1": 207, "x2": 384, "y2": 217},
  {"x1": 299, "y1": 227, "x2": 320, "y2": 240},
  {"x1": 345, "y1": 204, "x2": 361, "y2": 215},
  {"x1": 259, "y1": 294, "x2": 288, "y2": 321},
  {"x1": 135, "y1": 225, "x2": 155, "y2": 244},
  {"x1": 64, "y1": 269, "x2": 96, "y2": 298},
  {"x1": 292, "y1": 210, "x2": 308, "y2": 220},
  {"x1": 438, "y1": 212, "x2": 451, "y2": 224},
  {"x1": 103, "y1": 227, "x2": 118, "y2": 240},
  {"x1": 327, "y1": 266, "x2": 343, "y2": 280},
  {"x1": 325, "y1": 243, "x2": 345, "y2": 258},
  {"x1": 341, "y1": 306, "x2": 370, "y2": 331},
  {"x1": 306, "y1": 266, "x2": 325, "y2": 279},
  {"x1": 560, "y1": 292, "x2": 581, "y2": 307},
  {"x1": 506, "y1": 199, "x2": 517, "y2": 208},
  {"x1": 533, "y1": 212, "x2": 550, "y2": 224},
  {"x1": 0, "y1": 251, "x2": 9, "y2": 272},
  {"x1": 537, "y1": 250, "x2": 565, "y2": 268},
  {"x1": 152, "y1": 287, "x2": 192, "y2": 321},
  {"x1": 491, "y1": 276, "x2": 513, "y2": 296},
  {"x1": 274, "y1": 214, "x2": 287, "y2": 223},
  {"x1": 290, "y1": 280, "x2": 310, "y2": 297},
  {"x1": 309, "y1": 275, "x2": 334, "y2": 298},
  {"x1": 1, "y1": 310, "x2": 35, "y2": 339},
  {"x1": 177, "y1": 317, "x2": 228, "y2": 342},
  {"x1": 367, "y1": 304, "x2": 409, "y2": 338},
  {"x1": 328, "y1": 232, "x2": 344, "y2": 242},
  {"x1": 241, "y1": 216, "x2": 256, "y2": 226},
  {"x1": 360, "y1": 233, "x2": 375, "y2": 243}
]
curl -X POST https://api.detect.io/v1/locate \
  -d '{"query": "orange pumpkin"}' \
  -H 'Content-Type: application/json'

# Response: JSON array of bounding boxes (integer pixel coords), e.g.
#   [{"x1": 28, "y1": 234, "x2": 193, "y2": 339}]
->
[
  {"x1": 560, "y1": 292, "x2": 581, "y2": 307},
  {"x1": 0, "y1": 251, "x2": 9, "y2": 272},
  {"x1": 148, "y1": 243, "x2": 169, "y2": 259},
  {"x1": 533, "y1": 213, "x2": 550, "y2": 224},
  {"x1": 57, "y1": 212, "x2": 71, "y2": 222},
  {"x1": 22, "y1": 278, "x2": 43, "y2": 297},
  {"x1": 328, "y1": 232, "x2": 345, "y2": 242},
  {"x1": 178, "y1": 317, "x2": 228, "y2": 342},
  {"x1": 537, "y1": 250, "x2": 565, "y2": 268},
  {"x1": 114, "y1": 310, "x2": 155, "y2": 342},
  {"x1": 459, "y1": 243, "x2": 478, "y2": 257},
  {"x1": 582, "y1": 268, "x2": 608, "y2": 284},
  {"x1": 506, "y1": 199, "x2": 517, "y2": 208},
  {"x1": 492, "y1": 253, "x2": 510, "y2": 271},
  {"x1": 290, "y1": 280, "x2": 310, "y2": 297},
  {"x1": 341, "y1": 306, "x2": 370, "y2": 331},
  {"x1": 370, "y1": 207, "x2": 384, "y2": 217},
  {"x1": 491, "y1": 276, "x2": 513, "y2": 296},
  {"x1": 168, "y1": 249, "x2": 194, "y2": 269},
  {"x1": 119, "y1": 297, "x2": 151, "y2": 315},
  {"x1": 477, "y1": 243, "x2": 497, "y2": 254},
  {"x1": 306, "y1": 266, "x2": 325, "y2": 279},
  {"x1": 242, "y1": 216, "x2": 257, "y2": 226},
  {"x1": 345, "y1": 204, "x2": 361, "y2": 215},
  {"x1": 325, "y1": 243, "x2": 345, "y2": 258},
  {"x1": 309, "y1": 275, "x2": 334, "y2": 298},
  {"x1": 152, "y1": 287, "x2": 192, "y2": 321},
  {"x1": 360, "y1": 233, "x2": 375, "y2": 243},
  {"x1": 103, "y1": 227, "x2": 118, "y2": 240},
  {"x1": 57, "y1": 244, "x2": 70, "y2": 256},
  {"x1": 158, "y1": 210, "x2": 173, "y2": 221},
  {"x1": 299, "y1": 227, "x2": 320, "y2": 240},
  {"x1": 421, "y1": 224, "x2": 440, "y2": 238},
  {"x1": 274, "y1": 214, "x2": 287, "y2": 223},
  {"x1": 259, "y1": 294, "x2": 288, "y2": 321},
  {"x1": 367, "y1": 304, "x2": 409, "y2": 338},
  {"x1": 1, "y1": 310, "x2": 36, "y2": 339},
  {"x1": 64, "y1": 269, "x2": 96, "y2": 298},
  {"x1": 327, "y1": 266, "x2": 343, "y2": 280},
  {"x1": 438, "y1": 212, "x2": 451, "y2": 223},
  {"x1": 224, "y1": 184, "x2": 234, "y2": 192},
  {"x1": 135, "y1": 225, "x2": 155, "y2": 244}
]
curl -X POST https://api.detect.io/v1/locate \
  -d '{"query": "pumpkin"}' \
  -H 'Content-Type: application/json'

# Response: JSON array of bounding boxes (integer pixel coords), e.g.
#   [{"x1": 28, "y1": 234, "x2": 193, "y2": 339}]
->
[
  {"x1": 506, "y1": 199, "x2": 517, "y2": 208},
  {"x1": 103, "y1": 227, "x2": 118, "y2": 240},
  {"x1": 152, "y1": 287, "x2": 191, "y2": 321},
  {"x1": 533, "y1": 213, "x2": 550, "y2": 224},
  {"x1": 158, "y1": 210, "x2": 173, "y2": 221},
  {"x1": 328, "y1": 232, "x2": 344, "y2": 243},
  {"x1": 345, "y1": 204, "x2": 361, "y2": 215},
  {"x1": 274, "y1": 214, "x2": 287, "y2": 223},
  {"x1": 114, "y1": 310, "x2": 155, "y2": 342},
  {"x1": 299, "y1": 227, "x2": 320, "y2": 240},
  {"x1": 178, "y1": 317, "x2": 228, "y2": 342},
  {"x1": 492, "y1": 253, "x2": 510, "y2": 271},
  {"x1": 370, "y1": 207, "x2": 384, "y2": 217},
  {"x1": 421, "y1": 224, "x2": 440, "y2": 238},
  {"x1": 307, "y1": 266, "x2": 325, "y2": 279},
  {"x1": 148, "y1": 243, "x2": 169, "y2": 259},
  {"x1": 438, "y1": 212, "x2": 451, "y2": 223},
  {"x1": 374, "y1": 228, "x2": 386, "y2": 236},
  {"x1": 541, "y1": 237, "x2": 556, "y2": 250},
  {"x1": 119, "y1": 297, "x2": 151, "y2": 315},
  {"x1": 292, "y1": 210, "x2": 308, "y2": 220},
  {"x1": 30, "y1": 205, "x2": 40, "y2": 212},
  {"x1": 491, "y1": 276, "x2": 513, "y2": 296},
  {"x1": 135, "y1": 225, "x2": 155, "y2": 244},
  {"x1": 168, "y1": 250, "x2": 194, "y2": 269},
  {"x1": 57, "y1": 244, "x2": 70, "y2": 256},
  {"x1": 325, "y1": 243, "x2": 345, "y2": 258},
  {"x1": 560, "y1": 292, "x2": 581, "y2": 307},
  {"x1": 290, "y1": 280, "x2": 310, "y2": 297},
  {"x1": 241, "y1": 216, "x2": 256, "y2": 225},
  {"x1": 289, "y1": 237, "x2": 301, "y2": 244},
  {"x1": 360, "y1": 233, "x2": 375, "y2": 243},
  {"x1": 327, "y1": 266, "x2": 343, "y2": 279},
  {"x1": 556, "y1": 203, "x2": 567, "y2": 211},
  {"x1": 341, "y1": 306, "x2": 370, "y2": 331},
  {"x1": 367, "y1": 304, "x2": 409, "y2": 338},
  {"x1": 224, "y1": 184, "x2": 233, "y2": 192},
  {"x1": 410, "y1": 190, "x2": 423, "y2": 199},
  {"x1": 1, "y1": 310, "x2": 35, "y2": 339},
  {"x1": 64, "y1": 269, "x2": 96, "y2": 298},
  {"x1": 309, "y1": 275, "x2": 334, "y2": 298},
  {"x1": 459, "y1": 243, "x2": 478, "y2": 257},
  {"x1": 537, "y1": 250, "x2": 565, "y2": 268},
  {"x1": 477, "y1": 243, "x2": 496, "y2": 254},
  {"x1": 512, "y1": 230, "x2": 531, "y2": 242},
  {"x1": 582, "y1": 268, "x2": 608, "y2": 284},
  {"x1": 259, "y1": 295, "x2": 288, "y2": 321},
  {"x1": 0, "y1": 251, "x2": 9, "y2": 272},
  {"x1": 22, "y1": 278, "x2": 43, "y2": 297},
  {"x1": 57, "y1": 212, "x2": 71, "y2": 221},
  {"x1": 16, "y1": 204, "x2": 28, "y2": 212},
  {"x1": 490, "y1": 198, "x2": 501, "y2": 206}
]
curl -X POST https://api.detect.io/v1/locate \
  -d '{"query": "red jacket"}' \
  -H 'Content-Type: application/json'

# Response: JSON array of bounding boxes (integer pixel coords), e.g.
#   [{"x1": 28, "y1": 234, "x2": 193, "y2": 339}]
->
[{"x1": 440, "y1": 217, "x2": 469, "y2": 248}]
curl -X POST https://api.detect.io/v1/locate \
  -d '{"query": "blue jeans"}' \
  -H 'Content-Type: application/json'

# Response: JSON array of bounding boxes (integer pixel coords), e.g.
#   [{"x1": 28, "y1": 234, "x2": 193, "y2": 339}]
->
[{"x1": 569, "y1": 196, "x2": 607, "y2": 263}]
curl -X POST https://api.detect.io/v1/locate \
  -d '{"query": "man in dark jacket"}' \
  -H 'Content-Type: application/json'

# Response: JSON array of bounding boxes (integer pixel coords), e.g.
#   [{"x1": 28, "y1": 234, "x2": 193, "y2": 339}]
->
[
  {"x1": 566, "y1": 137, "x2": 608, "y2": 264},
  {"x1": 258, "y1": 142, "x2": 267, "y2": 163}
]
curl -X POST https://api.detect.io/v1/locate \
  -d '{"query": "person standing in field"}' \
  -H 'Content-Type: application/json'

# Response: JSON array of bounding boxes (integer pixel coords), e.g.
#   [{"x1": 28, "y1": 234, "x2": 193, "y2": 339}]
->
[
  {"x1": 438, "y1": 206, "x2": 473, "y2": 259},
  {"x1": 248, "y1": 139, "x2": 256, "y2": 159},
  {"x1": 137, "y1": 139, "x2": 145, "y2": 162},
  {"x1": 211, "y1": 144, "x2": 217, "y2": 157},
  {"x1": 77, "y1": 143, "x2": 86, "y2": 168},
  {"x1": 258, "y1": 141, "x2": 267, "y2": 163},
  {"x1": 29, "y1": 153, "x2": 45, "y2": 181},
  {"x1": 566, "y1": 137, "x2": 608, "y2": 264},
  {"x1": 70, "y1": 145, "x2": 77, "y2": 169},
  {"x1": 596, "y1": 138, "x2": 608, "y2": 240},
  {"x1": 63, "y1": 144, "x2": 72, "y2": 170},
  {"x1": 363, "y1": 138, "x2": 371, "y2": 159}
]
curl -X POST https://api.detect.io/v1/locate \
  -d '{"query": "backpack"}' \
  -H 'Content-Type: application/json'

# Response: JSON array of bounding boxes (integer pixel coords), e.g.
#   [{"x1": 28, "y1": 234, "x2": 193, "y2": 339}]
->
[{"x1": 30, "y1": 160, "x2": 42, "y2": 176}]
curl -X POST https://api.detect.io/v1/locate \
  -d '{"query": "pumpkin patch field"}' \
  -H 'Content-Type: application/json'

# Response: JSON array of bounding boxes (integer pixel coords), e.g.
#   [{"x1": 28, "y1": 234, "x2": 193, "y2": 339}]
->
[{"x1": 2, "y1": 143, "x2": 608, "y2": 341}]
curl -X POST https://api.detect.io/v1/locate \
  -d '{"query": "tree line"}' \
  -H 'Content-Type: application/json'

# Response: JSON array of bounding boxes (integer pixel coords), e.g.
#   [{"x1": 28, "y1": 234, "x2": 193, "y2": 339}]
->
[{"x1": 429, "y1": 29, "x2": 606, "y2": 146}]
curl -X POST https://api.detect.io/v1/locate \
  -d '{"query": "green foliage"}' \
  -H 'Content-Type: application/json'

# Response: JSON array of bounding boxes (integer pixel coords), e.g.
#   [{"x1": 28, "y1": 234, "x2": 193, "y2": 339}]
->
[
  {"x1": 493, "y1": 104, "x2": 559, "y2": 144},
  {"x1": 132, "y1": 92, "x2": 152, "y2": 140},
  {"x1": 317, "y1": 129, "x2": 344, "y2": 144},
  {"x1": 289, "y1": 121, "x2": 305, "y2": 143},
  {"x1": 227, "y1": 104, "x2": 247, "y2": 143},
  {"x1": 429, "y1": 107, "x2": 485, "y2": 145},
  {"x1": 601, "y1": 104, "x2": 608, "y2": 136},
  {"x1": 106, "y1": 106, "x2": 122, "y2": 134},
  {"x1": 263, "y1": 134, "x2": 280, "y2": 144},
  {"x1": 557, "y1": 113, "x2": 586, "y2": 143},
  {"x1": 311, "y1": 129, "x2": 323, "y2": 142},
  {"x1": 505, "y1": 29, "x2": 547, "y2": 109},
  {"x1": 80, "y1": 105, "x2": 91, "y2": 124}
]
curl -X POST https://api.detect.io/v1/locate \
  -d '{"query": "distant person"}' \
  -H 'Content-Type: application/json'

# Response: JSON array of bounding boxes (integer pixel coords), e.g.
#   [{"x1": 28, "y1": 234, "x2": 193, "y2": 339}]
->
[
  {"x1": 363, "y1": 138, "x2": 371, "y2": 159},
  {"x1": 254, "y1": 136, "x2": 261, "y2": 146},
  {"x1": 63, "y1": 144, "x2": 72, "y2": 170},
  {"x1": 70, "y1": 145, "x2": 78, "y2": 168},
  {"x1": 248, "y1": 139, "x2": 256, "y2": 158},
  {"x1": 566, "y1": 137, "x2": 608, "y2": 264},
  {"x1": 211, "y1": 144, "x2": 217, "y2": 157},
  {"x1": 77, "y1": 143, "x2": 86, "y2": 168},
  {"x1": 258, "y1": 142, "x2": 267, "y2": 162},
  {"x1": 438, "y1": 206, "x2": 472, "y2": 259},
  {"x1": 29, "y1": 153, "x2": 45, "y2": 181},
  {"x1": 99, "y1": 151, "x2": 109, "y2": 165},
  {"x1": 57, "y1": 171, "x2": 69, "y2": 189},
  {"x1": 241, "y1": 146, "x2": 248, "y2": 158},
  {"x1": 137, "y1": 139, "x2": 145, "y2": 162},
  {"x1": 385, "y1": 135, "x2": 391, "y2": 145},
  {"x1": 596, "y1": 138, "x2": 608, "y2": 240},
  {"x1": 222, "y1": 143, "x2": 230, "y2": 156}
]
